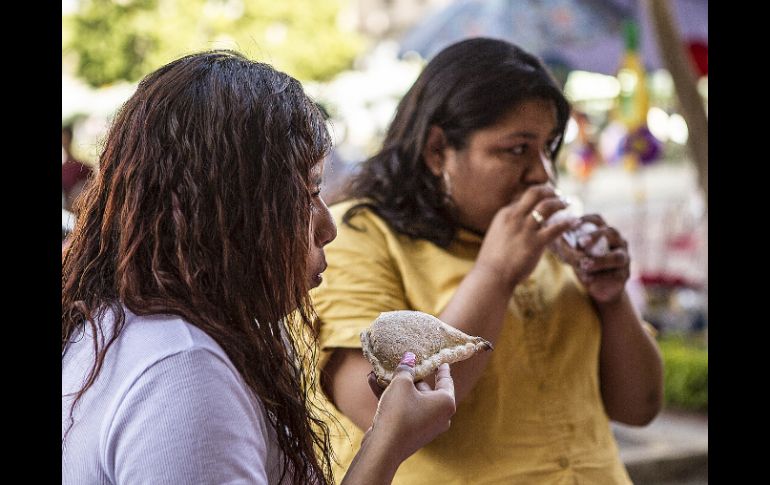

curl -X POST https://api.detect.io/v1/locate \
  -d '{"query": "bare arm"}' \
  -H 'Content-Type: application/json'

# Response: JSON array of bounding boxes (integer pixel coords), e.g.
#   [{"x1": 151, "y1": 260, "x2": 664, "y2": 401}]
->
[
  {"x1": 323, "y1": 348, "x2": 379, "y2": 431},
  {"x1": 432, "y1": 264, "x2": 517, "y2": 402},
  {"x1": 596, "y1": 291, "x2": 663, "y2": 425},
  {"x1": 341, "y1": 426, "x2": 400, "y2": 485},
  {"x1": 340, "y1": 361, "x2": 456, "y2": 485}
]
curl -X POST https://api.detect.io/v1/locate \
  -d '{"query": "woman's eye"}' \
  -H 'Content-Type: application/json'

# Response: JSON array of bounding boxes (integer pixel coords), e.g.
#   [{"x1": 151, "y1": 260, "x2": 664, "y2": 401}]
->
[{"x1": 310, "y1": 189, "x2": 321, "y2": 208}]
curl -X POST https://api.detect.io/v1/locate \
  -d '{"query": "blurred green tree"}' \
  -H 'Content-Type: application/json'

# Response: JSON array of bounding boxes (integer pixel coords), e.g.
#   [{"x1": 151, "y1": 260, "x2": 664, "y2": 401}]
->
[{"x1": 64, "y1": 0, "x2": 362, "y2": 87}]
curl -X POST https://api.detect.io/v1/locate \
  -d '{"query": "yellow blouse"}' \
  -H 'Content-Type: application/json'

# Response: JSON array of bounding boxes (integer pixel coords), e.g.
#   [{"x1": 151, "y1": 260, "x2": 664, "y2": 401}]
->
[{"x1": 312, "y1": 201, "x2": 632, "y2": 484}]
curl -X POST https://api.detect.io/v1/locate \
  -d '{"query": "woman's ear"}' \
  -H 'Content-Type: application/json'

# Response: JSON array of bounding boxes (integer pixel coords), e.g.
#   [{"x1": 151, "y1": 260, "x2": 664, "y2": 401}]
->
[{"x1": 422, "y1": 125, "x2": 447, "y2": 176}]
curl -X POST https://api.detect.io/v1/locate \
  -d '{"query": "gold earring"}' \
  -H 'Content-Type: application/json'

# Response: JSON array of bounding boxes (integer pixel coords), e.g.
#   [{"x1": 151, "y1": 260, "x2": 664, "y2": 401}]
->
[{"x1": 442, "y1": 171, "x2": 452, "y2": 196}]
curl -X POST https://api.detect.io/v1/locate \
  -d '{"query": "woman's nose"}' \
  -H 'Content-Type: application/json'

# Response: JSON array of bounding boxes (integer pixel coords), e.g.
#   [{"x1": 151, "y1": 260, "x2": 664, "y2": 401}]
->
[
  {"x1": 314, "y1": 201, "x2": 337, "y2": 247},
  {"x1": 524, "y1": 152, "x2": 553, "y2": 184}
]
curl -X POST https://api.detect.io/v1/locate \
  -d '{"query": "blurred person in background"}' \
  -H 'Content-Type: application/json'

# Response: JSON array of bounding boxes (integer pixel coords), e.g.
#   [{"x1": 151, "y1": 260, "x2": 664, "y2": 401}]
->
[
  {"x1": 313, "y1": 38, "x2": 663, "y2": 484},
  {"x1": 62, "y1": 124, "x2": 92, "y2": 245},
  {"x1": 62, "y1": 50, "x2": 456, "y2": 485},
  {"x1": 61, "y1": 124, "x2": 93, "y2": 215}
]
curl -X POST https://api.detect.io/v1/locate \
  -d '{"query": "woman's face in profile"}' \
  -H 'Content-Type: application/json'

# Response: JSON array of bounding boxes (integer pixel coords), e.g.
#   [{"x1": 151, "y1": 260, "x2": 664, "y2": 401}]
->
[
  {"x1": 306, "y1": 160, "x2": 337, "y2": 288},
  {"x1": 440, "y1": 98, "x2": 560, "y2": 233}
]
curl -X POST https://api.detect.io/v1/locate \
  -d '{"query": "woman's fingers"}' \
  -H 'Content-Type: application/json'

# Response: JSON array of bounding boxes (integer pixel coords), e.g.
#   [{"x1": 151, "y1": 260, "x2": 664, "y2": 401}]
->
[
  {"x1": 514, "y1": 184, "x2": 554, "y2": 212},
  {"x1": 540, "y1": 218, "x2": 574, "y2": 243},
  {"x1": 367, "y1": 371, "x2": 385, "y2": 399},
  {"x1": 579, "y1": 213, "x2": 606, "y2": 227},
  {"x1": 528, "y1": 197, "x2": 570, "y2": 231},
  {"x1": 578, "y1": 225, "x2": 625, "y2": 250},
  {"x1": 433, "y1": 363, "x2": 455, "y2": 396},
  {"x1": 372, "y1": 360, "x2": 454, "y2": 396},
  {"x1": 579, "y1": 266, "x2": 630, "y2": 292},
  {"x1": 415, "y1": 381, "x2": 432, "y2": 392},
  {"x1": 579, "y1": 249, "x2": 629, "y2": 274},
  {"x1": 551, "y1": 236, "x2": 585, "y2": 266}
]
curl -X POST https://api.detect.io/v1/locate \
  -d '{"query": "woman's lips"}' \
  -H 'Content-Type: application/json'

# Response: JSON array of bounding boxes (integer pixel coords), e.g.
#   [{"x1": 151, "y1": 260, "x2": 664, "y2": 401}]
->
[{"x1": 309, "y1": 260, "x2": 327, "y2": 288}]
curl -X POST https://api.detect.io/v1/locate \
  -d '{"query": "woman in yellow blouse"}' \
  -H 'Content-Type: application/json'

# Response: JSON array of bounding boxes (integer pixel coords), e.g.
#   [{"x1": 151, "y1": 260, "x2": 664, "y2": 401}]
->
[{"x1": 312, "y1": 38, "x2": 663, "y2": 484}]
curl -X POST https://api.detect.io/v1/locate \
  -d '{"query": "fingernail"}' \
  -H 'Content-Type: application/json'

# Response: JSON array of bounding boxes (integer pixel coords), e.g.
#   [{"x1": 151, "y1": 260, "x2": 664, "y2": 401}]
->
[
  {"x1": 399, "y1": 351, "x2": 416, "y2": 368},
  {"x1": 580, "y1": 258, "x2": 593, "y2": 270},
  {"x1": 554, "y1": 188, "x2": 564, "y2": 197}
]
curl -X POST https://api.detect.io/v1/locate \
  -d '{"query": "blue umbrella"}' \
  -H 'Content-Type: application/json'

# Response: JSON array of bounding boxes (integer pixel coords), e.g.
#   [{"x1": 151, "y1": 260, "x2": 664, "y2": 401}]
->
[{"x1": 398, "y1": 0, "x2": 707, "y2": 75}]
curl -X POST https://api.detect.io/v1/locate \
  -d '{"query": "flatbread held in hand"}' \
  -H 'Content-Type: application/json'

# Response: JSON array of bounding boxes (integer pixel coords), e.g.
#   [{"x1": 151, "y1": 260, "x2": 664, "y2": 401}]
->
[{"x1": 361, "y1": 310, "x2": 492, "y2": 387}]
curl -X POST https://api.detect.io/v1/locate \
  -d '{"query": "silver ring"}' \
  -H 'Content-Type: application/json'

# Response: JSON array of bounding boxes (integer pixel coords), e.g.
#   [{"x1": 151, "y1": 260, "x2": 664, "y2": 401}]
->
[{"x1": 531, "y1": 209, "x2": 545, "y2": 225}]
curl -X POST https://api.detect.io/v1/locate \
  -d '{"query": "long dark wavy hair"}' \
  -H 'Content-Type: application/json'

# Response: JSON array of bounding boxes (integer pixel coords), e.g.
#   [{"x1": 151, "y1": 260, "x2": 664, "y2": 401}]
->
[
  {"x1": 342, "y1": 38, "x2": 572, "y2": 247},
  {"x1": 62, "y1": 50, "x2": 334, "y2": 484}
]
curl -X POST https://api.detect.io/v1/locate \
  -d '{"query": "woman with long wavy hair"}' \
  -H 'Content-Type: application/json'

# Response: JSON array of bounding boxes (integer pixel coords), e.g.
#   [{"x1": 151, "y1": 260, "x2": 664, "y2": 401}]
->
[{"x1": 62, "y1": 50, "x2": 455, "y2": 485}]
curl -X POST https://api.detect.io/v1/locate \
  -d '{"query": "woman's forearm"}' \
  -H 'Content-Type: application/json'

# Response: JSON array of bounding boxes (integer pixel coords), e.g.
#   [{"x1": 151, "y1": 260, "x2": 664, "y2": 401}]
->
[
  {"x1": 437, "y1": 265, "x2": 514, "y2": 403},
  {"x1": 596, "y1": 291, "x2": 664, "y2": 425},
  {"x1": 341, "y1": 428, "x2": 400, "y2": 485}
]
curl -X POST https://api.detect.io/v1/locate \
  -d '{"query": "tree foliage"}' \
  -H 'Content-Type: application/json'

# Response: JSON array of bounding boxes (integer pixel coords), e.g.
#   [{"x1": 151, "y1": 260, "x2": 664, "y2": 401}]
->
[{"x1": 65, "y1": 0, "x2": 363, "y2": 87}]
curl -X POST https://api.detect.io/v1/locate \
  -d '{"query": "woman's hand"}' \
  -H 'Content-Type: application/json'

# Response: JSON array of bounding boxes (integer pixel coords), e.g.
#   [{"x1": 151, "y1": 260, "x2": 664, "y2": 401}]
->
[
  {"x1": 366, "y1": 355, "x2": 456, "y2": 464},
  {"x1": 552, "y1": 214, "x2": 630, "y2": 304},
  {"x1": 476, "y1": 184, "x2": 572, "y2": 289},
  {"x1": 342, "y1": 354, "x2": 455, "y2": 485}
]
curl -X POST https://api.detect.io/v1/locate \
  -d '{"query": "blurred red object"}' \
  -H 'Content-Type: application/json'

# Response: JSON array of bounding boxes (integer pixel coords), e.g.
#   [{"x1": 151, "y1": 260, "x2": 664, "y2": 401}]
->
[
  {"x1": 62, "y1": 160, "x2": 93, "y2": 196},
  {"x1": 667, "y1": 232, "x2": 699, "y2": 251},
  {"x1": 687, "y1": 40, "x2": 708, "y2": 76},
  {"x1": 639, "y1": 271, "x2": 700, "y2": 290}
]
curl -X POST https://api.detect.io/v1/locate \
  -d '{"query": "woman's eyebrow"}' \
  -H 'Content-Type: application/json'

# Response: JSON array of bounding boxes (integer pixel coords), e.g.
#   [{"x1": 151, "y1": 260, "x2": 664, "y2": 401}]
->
[
  {"x1": 500, "y1": 131, "x2": 538, "y2": 140},
  {"x1": 499, "y1": 128, "x2": 561, "y2": 140}
]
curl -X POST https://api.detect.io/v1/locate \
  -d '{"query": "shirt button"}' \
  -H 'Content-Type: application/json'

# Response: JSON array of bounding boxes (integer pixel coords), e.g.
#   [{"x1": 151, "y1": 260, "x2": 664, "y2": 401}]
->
[
  {"x1": 523, "y1": 309, "x2": 535, "y2": 319},
  {"x1": 558, "y1": 457, "x2": 570, "y2": 469}
]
